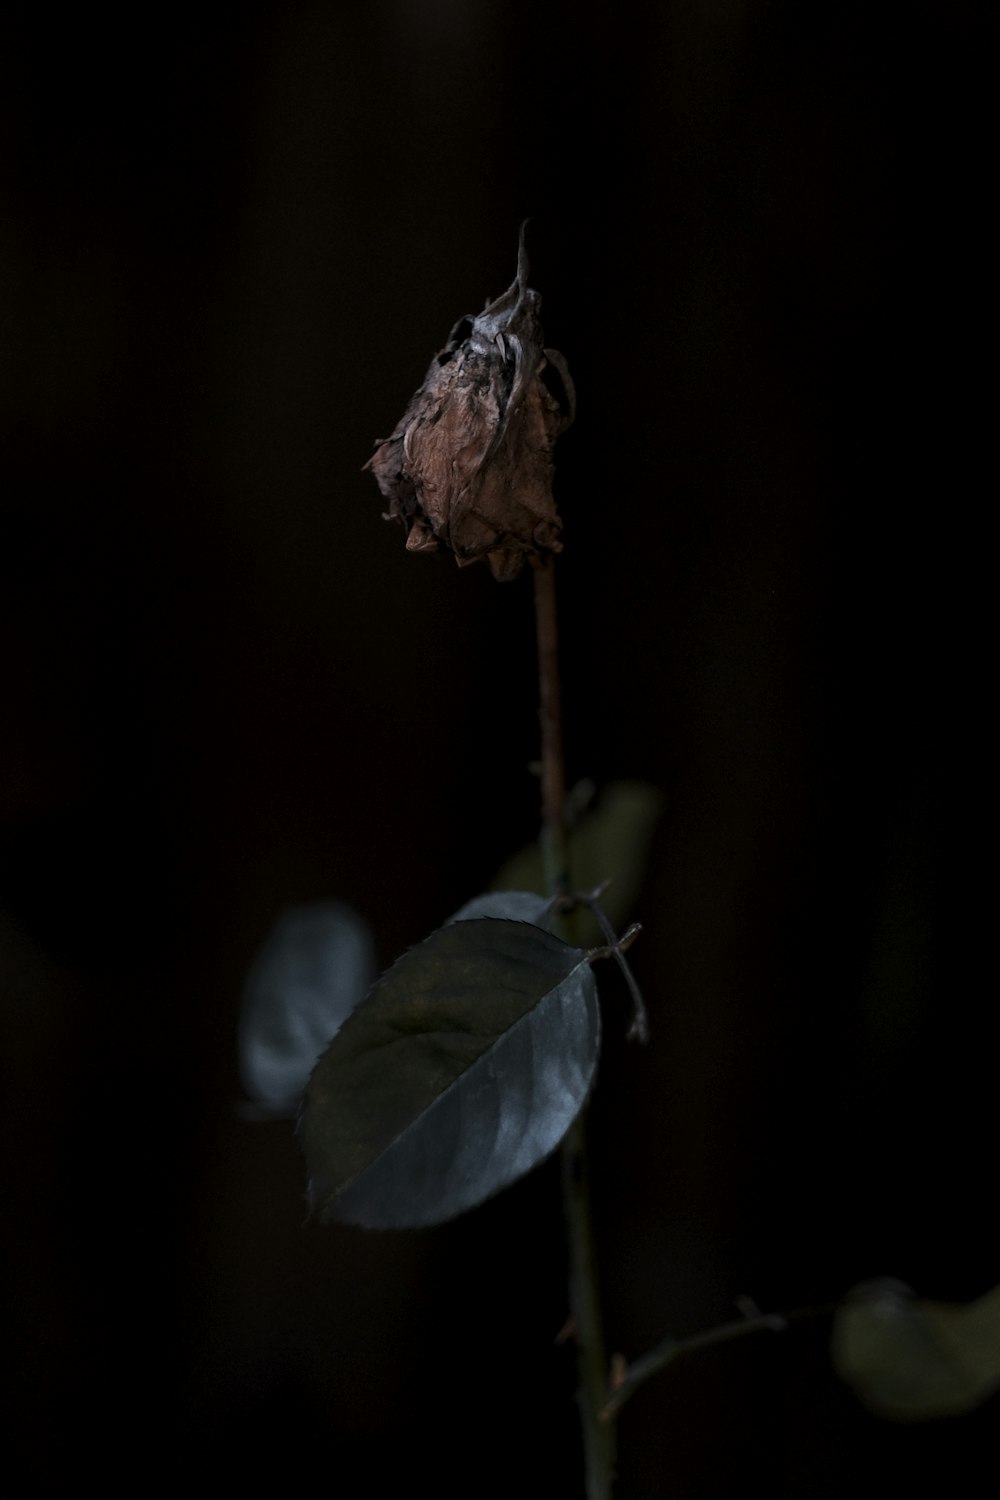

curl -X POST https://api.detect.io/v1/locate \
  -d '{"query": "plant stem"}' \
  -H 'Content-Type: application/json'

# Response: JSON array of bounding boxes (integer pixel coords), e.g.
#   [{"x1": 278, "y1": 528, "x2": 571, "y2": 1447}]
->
[
  {"x1": 562, "y1": 1115, "x2": 615, "y2": 1498},
  {"x1": 534, "y1": 556, "x2": 569, "y2": 899},
  {"x1": 533, "y1": 557, "x2": 615, "y2": 1500}
]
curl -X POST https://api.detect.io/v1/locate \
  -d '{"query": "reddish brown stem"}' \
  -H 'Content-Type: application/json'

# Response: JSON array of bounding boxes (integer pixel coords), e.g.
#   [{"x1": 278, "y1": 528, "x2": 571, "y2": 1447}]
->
[
  {"x1": 533, "y1": 554, "x2": 615, "y2": 1499},
  {"x1": 533, "y1": 557, "x2": 569, "y2": 897}
]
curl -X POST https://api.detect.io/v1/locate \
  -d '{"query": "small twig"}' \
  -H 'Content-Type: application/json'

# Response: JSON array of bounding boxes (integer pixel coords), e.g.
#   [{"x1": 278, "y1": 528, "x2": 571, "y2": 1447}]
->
[
  {"x1": 601, "y1": 1313, "x2": 788, "y2": 1421},
  {"x1": 566, "y1": 880, "x2": 649, "y2": 1042},
  {"x1": 601, "y1": 1301, "x2": 840, "y2": 1421}
]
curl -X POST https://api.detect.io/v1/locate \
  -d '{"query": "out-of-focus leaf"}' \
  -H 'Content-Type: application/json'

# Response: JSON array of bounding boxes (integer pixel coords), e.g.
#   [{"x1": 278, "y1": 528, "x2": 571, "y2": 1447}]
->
[
  {"x1": 447, "y1": 889, "x2": 557, "y2": 930},
  {"x1": 832, "y1": 1277, "x2": 1000, "y2": 1421},
  {"x1": 239, "y1": 902, "x2": 376, "y2": 1117},
  {"x1": 300, "y1": 918, "x2": 600, "y2": 1228},
  {"x1": 492, "y1": 780, "x2": 663, "y2": 943}
]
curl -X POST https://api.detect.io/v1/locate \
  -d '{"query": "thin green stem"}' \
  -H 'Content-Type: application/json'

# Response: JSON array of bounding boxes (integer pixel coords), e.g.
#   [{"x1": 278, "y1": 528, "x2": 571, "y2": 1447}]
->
[
  {"x1": 562, "y1": 1115, "x2": 615, "y2": 1498},
  {"x1": 534, "y1": 556, "x2": 615, "y2": 1500}
]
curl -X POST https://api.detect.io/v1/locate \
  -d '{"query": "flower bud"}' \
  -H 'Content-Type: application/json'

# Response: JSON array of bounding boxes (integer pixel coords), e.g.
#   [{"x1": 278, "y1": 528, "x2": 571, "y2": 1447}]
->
[{"x1": 365, "y1": 232, "x2": 574, "y2": 582}]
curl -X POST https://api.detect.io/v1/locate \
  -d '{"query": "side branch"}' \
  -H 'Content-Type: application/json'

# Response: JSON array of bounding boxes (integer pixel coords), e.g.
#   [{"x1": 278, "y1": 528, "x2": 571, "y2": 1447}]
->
[
  {"x1": 598, "y1": 1303, "x2": 847, "y2": 1421},
  {"x1": 601, "y1": 1313, "x2": 788, "y2": 1421}
]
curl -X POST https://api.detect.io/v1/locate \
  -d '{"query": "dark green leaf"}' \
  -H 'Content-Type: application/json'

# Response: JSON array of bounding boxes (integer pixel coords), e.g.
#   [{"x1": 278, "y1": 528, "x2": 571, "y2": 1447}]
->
[
  {"x1": 300, "y1": 918, "x2": 600, "y2": 1228},
  {"x1": 832, "y1": 1278, "x2": 1000, "y2": 1420}
]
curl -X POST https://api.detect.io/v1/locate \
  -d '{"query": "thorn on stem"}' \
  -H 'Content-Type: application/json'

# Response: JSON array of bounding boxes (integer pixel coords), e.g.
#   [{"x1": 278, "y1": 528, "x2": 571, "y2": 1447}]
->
[
  {"x1": 618, "y1": 921, "x2": 642, "y2": 953},
  {"x1": 555, "y1": 1316, "x2": 576, "y2": 1346}
]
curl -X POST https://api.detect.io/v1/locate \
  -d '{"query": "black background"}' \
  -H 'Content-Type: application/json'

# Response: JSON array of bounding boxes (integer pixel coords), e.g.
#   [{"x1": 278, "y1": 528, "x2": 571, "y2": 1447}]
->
[{"x1": 3, "y1": 2, "x2": 996, "y2": 1494}]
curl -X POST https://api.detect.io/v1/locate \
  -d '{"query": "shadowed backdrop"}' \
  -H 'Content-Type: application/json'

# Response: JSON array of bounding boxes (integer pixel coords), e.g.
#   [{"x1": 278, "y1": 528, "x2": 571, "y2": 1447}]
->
[{"x1": 2, "y1": 2, "x2": 995, "y2": 1493}]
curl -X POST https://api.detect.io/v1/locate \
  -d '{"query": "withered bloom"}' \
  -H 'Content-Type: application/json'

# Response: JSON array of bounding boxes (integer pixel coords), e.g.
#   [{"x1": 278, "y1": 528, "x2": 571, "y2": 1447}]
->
[{"x1": 365, "y1": 231, "x2": 575, "y2": 582}]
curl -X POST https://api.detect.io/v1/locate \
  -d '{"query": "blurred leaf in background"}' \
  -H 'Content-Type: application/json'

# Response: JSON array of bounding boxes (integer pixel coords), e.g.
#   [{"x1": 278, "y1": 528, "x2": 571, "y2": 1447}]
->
[
  {"x1": 833, "y1": 1277, "x2": 1000, "y2": 1421},
  {"x1": 493, "y1": 780, "x2": 664, "y2": 944},
  {"x1": 239, "y1": 901, "x2": 376, "y2": 1118}
]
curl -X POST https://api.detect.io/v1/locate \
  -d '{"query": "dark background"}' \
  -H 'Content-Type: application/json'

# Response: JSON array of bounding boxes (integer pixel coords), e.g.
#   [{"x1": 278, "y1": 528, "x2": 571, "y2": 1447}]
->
[{"x1": 2, "y1": 2, "x2": 996, "y2": 1493}]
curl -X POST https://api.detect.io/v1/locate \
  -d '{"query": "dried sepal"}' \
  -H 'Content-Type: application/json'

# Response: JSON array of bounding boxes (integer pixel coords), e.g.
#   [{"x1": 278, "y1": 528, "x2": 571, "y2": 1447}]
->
[{"x1": 365, "y1": 231, "x2": 575, "y2": 582}]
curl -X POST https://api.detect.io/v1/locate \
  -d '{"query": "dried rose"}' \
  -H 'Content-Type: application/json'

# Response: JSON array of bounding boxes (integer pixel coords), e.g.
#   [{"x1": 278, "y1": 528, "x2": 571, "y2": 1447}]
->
[{"x1": 365, "y1": 232, "x2": 575, "y2": 583}]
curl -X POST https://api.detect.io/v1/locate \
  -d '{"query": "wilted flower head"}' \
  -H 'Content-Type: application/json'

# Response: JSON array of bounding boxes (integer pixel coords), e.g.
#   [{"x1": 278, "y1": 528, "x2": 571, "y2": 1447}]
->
[{"x1": 365, "y1": 231, "x2": 575, "y2": 582}]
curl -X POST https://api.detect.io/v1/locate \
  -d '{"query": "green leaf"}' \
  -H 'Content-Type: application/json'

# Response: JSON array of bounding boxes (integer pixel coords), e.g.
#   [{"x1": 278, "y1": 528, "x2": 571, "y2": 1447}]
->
[
  {"x1": 832, "y1": 1278, "x2": 1000, "y2": 1421},
  {"x1": 300, "y1": 918, "x2": 600, "y2": 1228},
  {"x1": 492, "y1": 780, "x2": 663, "y2": 943}
]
